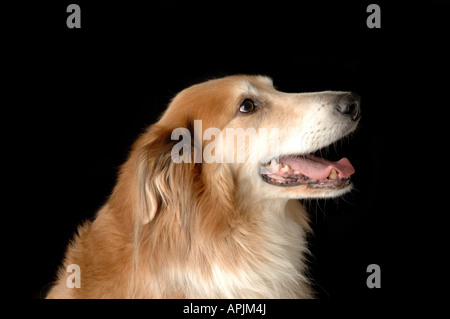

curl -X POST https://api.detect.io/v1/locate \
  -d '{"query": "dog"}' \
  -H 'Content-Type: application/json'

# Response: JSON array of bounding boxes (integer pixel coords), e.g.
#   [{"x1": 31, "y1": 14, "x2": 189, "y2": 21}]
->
[{"x1": 46, "y1": 75, "x2": 360, "y2": 298}]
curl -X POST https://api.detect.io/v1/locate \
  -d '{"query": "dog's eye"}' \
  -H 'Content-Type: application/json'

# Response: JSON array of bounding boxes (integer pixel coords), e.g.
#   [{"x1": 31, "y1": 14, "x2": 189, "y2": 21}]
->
[{"x1": 239, "y1": 99, "x2": 256, "y2": 113}]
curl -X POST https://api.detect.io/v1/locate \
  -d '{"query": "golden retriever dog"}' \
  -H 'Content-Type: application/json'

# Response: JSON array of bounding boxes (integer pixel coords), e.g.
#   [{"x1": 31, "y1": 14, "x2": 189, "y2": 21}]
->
[{"x1": 47, "y1": 75, "x2": 360, "y2": 298}]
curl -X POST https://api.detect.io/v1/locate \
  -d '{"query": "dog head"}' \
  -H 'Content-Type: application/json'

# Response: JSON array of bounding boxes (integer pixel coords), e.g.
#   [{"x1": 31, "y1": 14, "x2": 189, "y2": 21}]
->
[{"x1": 128, "y1": 75, "x2": 360, "y2": 224}]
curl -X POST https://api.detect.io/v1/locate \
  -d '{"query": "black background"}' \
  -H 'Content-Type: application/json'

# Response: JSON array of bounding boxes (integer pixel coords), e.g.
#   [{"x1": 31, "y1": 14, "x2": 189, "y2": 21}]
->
[{"x1": 8, "y1": 0, "x2": 445, "y2": 306}]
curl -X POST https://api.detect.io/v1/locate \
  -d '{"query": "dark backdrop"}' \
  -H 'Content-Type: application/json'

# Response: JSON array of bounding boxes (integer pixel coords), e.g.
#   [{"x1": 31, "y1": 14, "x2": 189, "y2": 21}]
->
[{"x1": 13, "y1": 0, "x2": 411, "y2": 301}]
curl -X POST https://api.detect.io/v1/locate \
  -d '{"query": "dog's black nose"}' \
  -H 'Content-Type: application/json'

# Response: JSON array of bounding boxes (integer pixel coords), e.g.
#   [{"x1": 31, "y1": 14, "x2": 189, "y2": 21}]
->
[{"x1": 335, "y1": 92, "x2": 361, "y2": 121}]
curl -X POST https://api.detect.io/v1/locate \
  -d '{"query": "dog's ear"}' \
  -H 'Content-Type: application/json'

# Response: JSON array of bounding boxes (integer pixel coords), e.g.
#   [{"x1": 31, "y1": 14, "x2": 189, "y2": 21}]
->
[
  {"x1": 133, "y1": 124, "x2": 197, "y2": 225},
  {"x1": 130, "y1": 120, "x2": 236, "y2": 233}
]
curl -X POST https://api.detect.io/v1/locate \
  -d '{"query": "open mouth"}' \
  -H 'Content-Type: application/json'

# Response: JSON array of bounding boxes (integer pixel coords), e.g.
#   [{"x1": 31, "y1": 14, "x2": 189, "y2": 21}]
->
[{"x1": 259, "y1": 149, "x2": 355, "y2": 189}]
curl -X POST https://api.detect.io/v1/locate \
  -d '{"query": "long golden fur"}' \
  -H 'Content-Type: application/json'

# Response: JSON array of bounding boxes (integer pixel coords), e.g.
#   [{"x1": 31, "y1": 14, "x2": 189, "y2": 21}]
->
[{"x1": 47, "y1": 75, "x2": 360, "y2": 298}]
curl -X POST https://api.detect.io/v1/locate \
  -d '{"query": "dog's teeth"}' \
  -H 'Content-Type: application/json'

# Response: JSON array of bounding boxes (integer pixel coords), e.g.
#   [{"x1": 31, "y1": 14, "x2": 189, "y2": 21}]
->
[
  {"x1": 281, "y1": 165, "x2": 292, "y2": 173},
  {"x1": 294, "y1": 170, "x2": 300, "y2": 175},
  {"x1": 328, "y1": 168, "x2": 337, "y2": 179}
]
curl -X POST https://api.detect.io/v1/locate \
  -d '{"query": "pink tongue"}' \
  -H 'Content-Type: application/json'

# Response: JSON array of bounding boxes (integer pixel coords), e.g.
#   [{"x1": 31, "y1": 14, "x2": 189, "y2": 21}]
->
[{"x1": 280, "y1": 155, "x2": 355, "y2": 180}]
